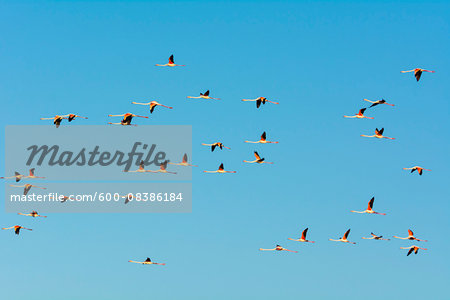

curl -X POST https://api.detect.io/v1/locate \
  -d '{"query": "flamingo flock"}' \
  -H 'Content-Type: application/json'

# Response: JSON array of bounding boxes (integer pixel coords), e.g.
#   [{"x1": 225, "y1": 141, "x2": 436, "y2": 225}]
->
[
  {"x1": 1, "y1": 168, "x2": 45, "y2": 182},
  {"x1": 3, "y1": 58, "x2": 436, "y2": 269},
  {"x1": 40, "y1": 114, "x2": 88, "y2": 127}
]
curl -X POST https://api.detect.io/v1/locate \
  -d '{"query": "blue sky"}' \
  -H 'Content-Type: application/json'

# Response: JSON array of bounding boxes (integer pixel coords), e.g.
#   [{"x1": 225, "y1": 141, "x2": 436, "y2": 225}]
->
[{"x1": 1, "y1": 1, "x2": 449, "y2": 299}]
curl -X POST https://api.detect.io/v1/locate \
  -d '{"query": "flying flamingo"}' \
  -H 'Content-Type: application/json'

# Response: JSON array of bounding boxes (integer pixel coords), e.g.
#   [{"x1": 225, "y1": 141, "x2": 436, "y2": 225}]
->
[
  {"x1": 400, "y1": 245, "x2": 428, "y2": 256},
  {"x1": 363, "y1": 99, "x2": 395, "y2": 108},
  {"x1": 361, "y1": 128, "x2": 395, "y2": 140},
  {"x1": 155, "y1": 54, "x2": 185, "y2": 67},
  {"x1": 403, "y1": 166, "x2": 431, "y2": 176},
  {"x1": 203, "y1": 163, "x2": 236, "y2": 174},
  {"x1": 187, "y1": 90, "x2": 220, "y2": 100},
  {"x1": 62, "y1": 114, "x2": 88, "y2": 122},
  {"x1": 362, "y1": 233, "x2": 390, "y2": 241},
  {"x1": 393, "y1": 229, "x2": 428, "y2": 242},
  {"x1": 108, "y1": 120, "x2": 136, "y2": 126},
  {"x1": 288, "y1": 228, "x2": 315, "y2": 243},
  {"x1": 108, "y1": 113, "x2": 148, "y2": 126},
  {"x1": 25, "y1": 168, "x2": 45, "y2": 179},
  {"x1": 244, "y1": 131, "x2": 278, "y2": 144},
  {"x1": 2, "y1": 225, "x2": 32, "y2": 235},
  {"x1": 56, "y1": 195, "x2": 73, "y2": 203},
  {"x1": 242, "y1": 97, "x2": 279, "y2": 108},
  {"x1": 124, "y1": 160, "x2": 149, "y2": 173},
  {"x1": 351, "y1": 197, "x2": 386, "y2": 215},
  {"x1": 18, "y1": 210, "x2": 47, "y2": 218},
  {"x1": 122, "y1": 194, "x2": 133, "y2": 204},
  {"x1": 128, "y1": 257, "x2": 166, "y2": 265},
  {"x1": 168, "y1": 153, "x2": 198, "y2": 167},
  {"x1": 147, "y1": 161, "x2": 177, "y2": 174},
  {"x1": 202, "y1": 142, "x2": 231, "y2": 152},
  {"x1": 343, "y1": 108, "x2": 374, "y2": 119},
  {"x1": 401, "y1": 68, "x2": 435, "y2": 82},
  {"x1": 243, "y1": 151, "x2": 274, "y2": 164},
  {"x1": 40, "y1": 115, "x2": 67, "y2": 128},
  {"x1": 259, "y1": 245, "x2": 298, "y2": 253},
  {"x1": 132, "y1": 101, "x2": 173, "y2": 113},
  {"x1": 10, "y1": 184, "x2": 46, "y2": 195},
  {"x1": 329, "y1": 229, "x2": 356, "y2": 244},
  {"x1": 1, "y1": 172, "x2": 25, "y2": 182}
]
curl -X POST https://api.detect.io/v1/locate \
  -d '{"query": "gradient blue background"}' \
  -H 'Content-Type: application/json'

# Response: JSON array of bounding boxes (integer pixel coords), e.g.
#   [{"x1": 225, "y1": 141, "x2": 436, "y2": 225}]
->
[{"x1": 1, "y1": 1, "x2": 449, "y2": 299}]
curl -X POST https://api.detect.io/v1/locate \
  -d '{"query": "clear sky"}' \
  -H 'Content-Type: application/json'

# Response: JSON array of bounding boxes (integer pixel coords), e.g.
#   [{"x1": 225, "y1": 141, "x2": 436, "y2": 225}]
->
[{"x1": 1, "y1": 1, "x2": 449, "y2": 299}]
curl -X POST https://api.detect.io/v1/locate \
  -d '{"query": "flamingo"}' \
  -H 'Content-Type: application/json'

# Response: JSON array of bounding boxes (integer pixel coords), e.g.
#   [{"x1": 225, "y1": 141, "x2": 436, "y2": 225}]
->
[
  {"x1": 147, "y1": 161, "x2": 177, "y2": 174},
  {"x1": 2, "y1": 225, "x2": 32, "y2": 235},
  {"x1": 242, "y1": 97, "x2": 279, "y2": 108},
  {"x1": 361, "y1": 128, "x2": 395, "y2": 140},
  {"x1": 243, "y1": 151, "x2": 274, "y2": 164},
  {"x1": 401, "y1": 68, "x2": 435, "y2": 82},
  {"x1": 362, "y1": 233, "x2": 390, "y2": 241},
  {"x1": 122, "y1": 194, "x2": 133, "y2": 204},
  {"x1": 108, "y1": 113, "x2": 148, "y2": 126},
  {"x1": 18, "y1": 210, "x2": 47, "y2": 218},
  {"x1": 400, "y1": 245, "x2": 428, "y2": 256},
  {"x1": 10, "y1": 184, "x2": 46, "y2": 195},
  {"x1": 393, "y1": 229, "x2": 427, "y2": 242},
  {"x1": 403, "y1": 166, "x2": 431, "y2": 176},
  {"x1": 351, "y1": 197, "x2": 386, "y2": 215},
  {"x1": 155, "y1": 54, "x2": 185, "y2": 67},
  {"x1": 129, "y1": 257, "x2": 166, "y2": 265},
  {"x1": 244, "y1": 131, "x2": 278, "y2": 144},
  {"x1": 202, "y1": 142, "x2": 231, "y2": 152},
  {"x1": 288, "y1": 228, "x2": 315, "y2": 243},
  {"x1": 187, "y1": 90, "x2": 220, "y2": 100},
  {"x1": 203, "y1": 163, "x2": 236, "y2": 174},
  {"x1": 259, "y1": 245, "x2": 298, "y2": 253},
  {"x1": 108, "y1": 120, "x2": 136, "y2": 126},
  {"x1": 62, "y1": 114, "x2": 88, "y2": 122},
  {"x1": 363, "y1": 98, "x2": 395, "y2": 108},
  {"x1": 25, "y1": 168, "x2": 45, "y2": 179},
  {"x1": 132, "y1": 101, "x2": 173, "y2": 113},
  {"x1": 343, "y1": 108, "x2": 374, "y2": 119},
  {"x1": 40, "y1": 115, "x2": 68, "y2": 128},
  {"x1": 1, "y1": 172, "x2": 25, "y2": 182},
  {"x1": 57, "y1": 195, "x2": 73, "y2": 203},
  {"x1": 329, "y1": 229, "x2": 356, "y2": 244},
  {"x1": 124, "y1": 160, "x2": 149, "y2": 173},
  {"x1": 168, "y1": 153, "x2": 198, "y2": 167}
]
